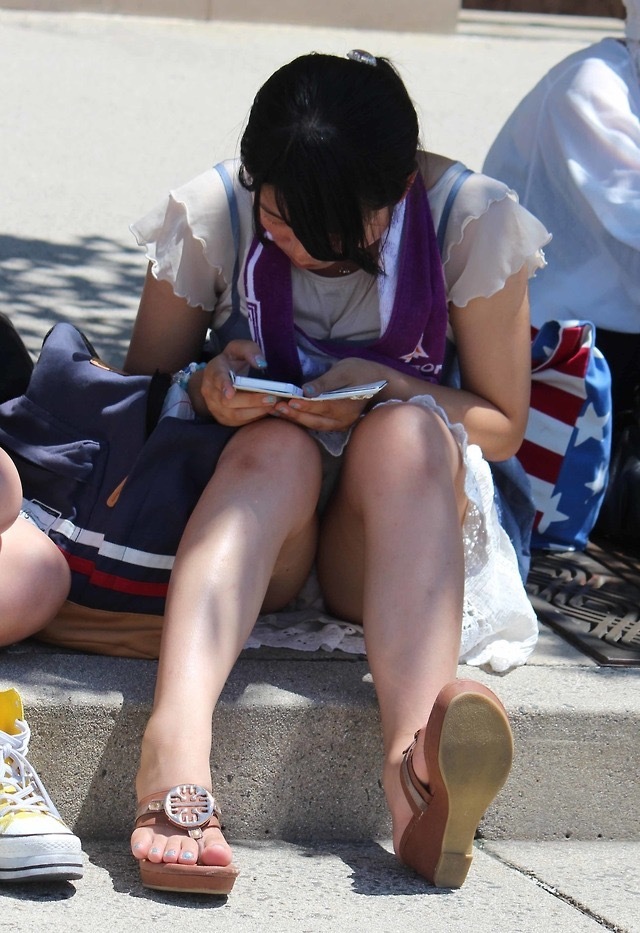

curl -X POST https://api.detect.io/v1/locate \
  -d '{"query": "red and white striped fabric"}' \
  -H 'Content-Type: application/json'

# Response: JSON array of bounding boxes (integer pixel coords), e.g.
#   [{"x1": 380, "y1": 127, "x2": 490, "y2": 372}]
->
[{"x1": 516, "y1": 320, "x2": 612, "y2": 550}]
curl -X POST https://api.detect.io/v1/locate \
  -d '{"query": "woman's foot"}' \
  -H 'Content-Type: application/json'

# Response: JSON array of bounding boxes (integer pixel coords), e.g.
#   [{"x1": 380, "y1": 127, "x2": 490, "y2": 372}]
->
[
  {"x1": 130, "y1": 722, "x2": 237, "y2": 892},
  {"x1": 385, "y1": 729, "x2": 430, "y2": 857},
  {"x1": 131, "y1": 786, "x2": 234, "y2": 869},
  {"x1": 388, "y1": 680, "x2": 513, "y2": 888},
  {"x1": 131, "y1": 784, "x2": 239, "y2": 895}
]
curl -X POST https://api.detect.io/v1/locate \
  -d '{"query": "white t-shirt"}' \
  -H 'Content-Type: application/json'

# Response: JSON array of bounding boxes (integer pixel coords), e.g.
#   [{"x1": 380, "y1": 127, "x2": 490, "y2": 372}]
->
[{"x1": 484, "y1": 38, "x2": 640, "y2": 335}]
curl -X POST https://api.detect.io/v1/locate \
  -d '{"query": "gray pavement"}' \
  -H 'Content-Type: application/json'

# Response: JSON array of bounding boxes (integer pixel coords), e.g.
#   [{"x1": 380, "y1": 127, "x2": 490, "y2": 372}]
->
[
  {"x1": 0, "y1": 7, "x2": 624, "y2": 363},
  {"x1": 2, "y1": 839, "x2": 638, "y2": 933},
  {"x1": 1, "y1": 7, "x2": 639, "y2": 933}
]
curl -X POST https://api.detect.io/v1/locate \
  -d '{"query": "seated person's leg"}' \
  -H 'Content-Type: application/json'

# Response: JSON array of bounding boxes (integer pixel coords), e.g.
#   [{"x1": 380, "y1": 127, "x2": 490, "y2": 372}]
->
[
  {"x1": 131, "y1": 418, "x2": 323, "y2": 893},
  {"x1": 0, "y1": 449, "x2": 70, "y2": 647}
]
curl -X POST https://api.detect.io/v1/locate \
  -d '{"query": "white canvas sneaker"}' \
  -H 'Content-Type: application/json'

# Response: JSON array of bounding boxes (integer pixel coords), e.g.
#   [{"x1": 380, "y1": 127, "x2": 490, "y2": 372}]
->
[{"x1": 0, "y1": 687, "x2": 83, "y2": 882}]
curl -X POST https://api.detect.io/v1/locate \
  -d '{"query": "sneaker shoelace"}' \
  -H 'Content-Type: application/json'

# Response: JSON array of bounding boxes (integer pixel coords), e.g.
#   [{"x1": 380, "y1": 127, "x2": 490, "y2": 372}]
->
[{"x1": 0, "y1": 719, "x2": 63, "y2": 820}]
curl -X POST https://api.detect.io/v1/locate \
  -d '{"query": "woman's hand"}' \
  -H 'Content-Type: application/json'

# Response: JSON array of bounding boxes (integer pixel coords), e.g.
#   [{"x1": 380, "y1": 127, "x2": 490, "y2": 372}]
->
[
  {"x1": 267, "y1": 358, "x2": 389, "y2": 432},
  {"x1": 189, "y1": 339, "x2": 274, "y2": 426},
  {"x1": 268, "y1": 266, "x2": 532, "y2": 459}
]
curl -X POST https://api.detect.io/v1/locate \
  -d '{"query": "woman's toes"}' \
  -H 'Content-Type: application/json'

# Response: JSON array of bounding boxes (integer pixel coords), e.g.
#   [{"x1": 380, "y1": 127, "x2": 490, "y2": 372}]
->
[
  {"x1": 177, "y1": 838, "x2": 200, "y2": 864},
  {"x1": 201, "y1": 841, "x2": 232, "y2": 867},
  {"x1": 131, "y1": 829, "x2": 187, "y2": 864},
  {"x1": 130, "y1": 805, "x2": 234, "y2": 868},
  {"x1": 162, "y1": 845, "x2": 180, "y2": 864},
  {"x1": 131, "y1": 827, "x2": 153, "y2": 860},
  {"x1": 201, "y1": 827, "x2": 233, "y2": 867},
  {"x1": 147, "y1": 844, "x2": 165, "y2": 863}
]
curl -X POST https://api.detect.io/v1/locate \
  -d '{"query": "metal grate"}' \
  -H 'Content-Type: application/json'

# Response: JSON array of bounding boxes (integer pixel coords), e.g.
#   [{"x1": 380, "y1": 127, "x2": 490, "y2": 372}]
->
[{"x1": 526, "y1": 545, "x2": 640, "y2": 665}]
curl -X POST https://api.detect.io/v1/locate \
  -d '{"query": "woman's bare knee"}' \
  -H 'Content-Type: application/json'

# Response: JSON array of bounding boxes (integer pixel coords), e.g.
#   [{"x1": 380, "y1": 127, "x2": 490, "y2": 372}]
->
[
  {"x1": 0, "y1": 522, "x2": 70, "y2": 643},
  {"x1": 343, "y1": 404, "x2": 464, "y2": 503},
  {"x1": 219, "y1": 419, "x2": 322, "y2": 493},
  {"x1": 212, "y1": 421, "x2": 323, "y2": 612}
]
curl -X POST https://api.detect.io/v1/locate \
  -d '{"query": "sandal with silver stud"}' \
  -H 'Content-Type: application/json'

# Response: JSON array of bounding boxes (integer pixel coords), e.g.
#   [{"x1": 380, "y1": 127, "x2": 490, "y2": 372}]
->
[{"x1": 134, "y1": 783, "x2": 239, "y2": 895}]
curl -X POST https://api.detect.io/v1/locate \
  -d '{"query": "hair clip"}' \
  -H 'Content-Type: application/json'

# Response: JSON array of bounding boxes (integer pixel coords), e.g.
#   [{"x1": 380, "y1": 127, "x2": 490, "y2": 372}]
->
[{"x1": 346, "y1": 49, "x2": 377, "y2": 67}]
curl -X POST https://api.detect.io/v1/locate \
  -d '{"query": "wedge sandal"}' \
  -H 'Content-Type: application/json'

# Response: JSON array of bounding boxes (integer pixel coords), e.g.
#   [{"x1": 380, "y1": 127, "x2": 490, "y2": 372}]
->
[
  {"x1": 134, "y1": 784, "x2": 239, "y2": 895},
  {"x1": 398, "y1": 679, "x2": 513, "y2": 888}
]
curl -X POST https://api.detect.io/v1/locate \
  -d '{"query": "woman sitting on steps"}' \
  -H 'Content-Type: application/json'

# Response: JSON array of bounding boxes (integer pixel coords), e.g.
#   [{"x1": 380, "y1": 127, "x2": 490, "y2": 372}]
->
[{"x1": 124, "y1": 50, "x2": 546, "y2": 895}]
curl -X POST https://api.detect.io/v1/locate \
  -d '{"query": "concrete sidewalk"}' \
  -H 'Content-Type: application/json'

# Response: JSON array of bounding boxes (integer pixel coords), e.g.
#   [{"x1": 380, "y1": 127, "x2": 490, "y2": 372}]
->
[
  {"x1": 2, "y1": 838, "x2": 638, "y2": 933},
  {"x1": 0, "y1": 7, "x2": 624, "y2": 363},
  {"x1": 1, "y1": 8, "x2": 639, "y2": 933}
]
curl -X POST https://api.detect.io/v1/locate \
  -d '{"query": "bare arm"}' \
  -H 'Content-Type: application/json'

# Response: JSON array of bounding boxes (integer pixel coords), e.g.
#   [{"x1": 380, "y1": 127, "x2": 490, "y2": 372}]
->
[
  {"x1": 126, "y1": 264, "x2": 277, "y2": 423},
  {"x1": 124, "y1": 264, "x2": 212, "y2": 375},
  {"x1": 408, "y1": 264, "x2": 531, "y2": 460}
]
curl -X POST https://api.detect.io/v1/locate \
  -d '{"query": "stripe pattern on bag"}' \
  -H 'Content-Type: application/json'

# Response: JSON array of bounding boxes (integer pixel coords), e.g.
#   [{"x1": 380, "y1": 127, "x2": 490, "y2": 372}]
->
[{"x1": 516, "y1": 320, "x2": 612, "y2": 551}]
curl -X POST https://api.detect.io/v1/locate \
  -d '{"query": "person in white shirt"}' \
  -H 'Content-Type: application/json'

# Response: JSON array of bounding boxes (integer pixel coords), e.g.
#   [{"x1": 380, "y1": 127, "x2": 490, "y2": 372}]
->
[{"x1": 484, "y1": 1, "x2": 640, "y2": 417}]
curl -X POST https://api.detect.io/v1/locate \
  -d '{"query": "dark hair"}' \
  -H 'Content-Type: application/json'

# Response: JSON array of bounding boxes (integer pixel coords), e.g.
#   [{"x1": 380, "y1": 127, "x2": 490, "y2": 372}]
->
[{"x1": 239, "y1": 53, "x2": 419, "y2": 275}]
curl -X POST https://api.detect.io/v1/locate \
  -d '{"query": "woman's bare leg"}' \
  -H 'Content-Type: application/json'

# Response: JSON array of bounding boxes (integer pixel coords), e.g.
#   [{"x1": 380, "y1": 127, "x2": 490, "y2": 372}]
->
[
  {"x1": 0, "y1": 519, "x2": 71, "y2": 646},
  {"x1": 0, "y1": 449, "x2": 71, "y2": 646},
  {"x1": 131, "y1": 418, "x2": 322, "y2": 868},
  {"x1": 317, "y1": 403, "x2": 467, "y2": 854}
]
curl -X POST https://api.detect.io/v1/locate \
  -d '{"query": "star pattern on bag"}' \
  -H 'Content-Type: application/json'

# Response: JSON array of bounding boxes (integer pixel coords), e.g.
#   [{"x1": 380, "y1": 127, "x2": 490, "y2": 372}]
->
[
  {"x1": 536, "y1": 490, "x2": 569, "y2": 535},
  {"x1": 517, "y1": 321, "x2": 612, "y2": 549},
  {"x1": 585, "y1": 461, "x2": 609, "y2": 496},
  {"x1": 573, "y1": 402, "x2": 610, "y2": 447}
]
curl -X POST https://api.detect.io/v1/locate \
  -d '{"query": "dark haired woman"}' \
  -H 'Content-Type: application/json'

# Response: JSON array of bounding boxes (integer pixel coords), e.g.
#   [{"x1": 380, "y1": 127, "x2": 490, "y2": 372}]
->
[{"x1": 126, "y1": 51, "x2": 548, "y2": 895}]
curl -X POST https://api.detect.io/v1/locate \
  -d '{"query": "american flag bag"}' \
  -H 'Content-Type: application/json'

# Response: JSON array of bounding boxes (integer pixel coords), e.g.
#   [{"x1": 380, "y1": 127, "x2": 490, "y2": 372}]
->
[{"x1": 516, "y1": 320, "x2": 612, "y2": 551}]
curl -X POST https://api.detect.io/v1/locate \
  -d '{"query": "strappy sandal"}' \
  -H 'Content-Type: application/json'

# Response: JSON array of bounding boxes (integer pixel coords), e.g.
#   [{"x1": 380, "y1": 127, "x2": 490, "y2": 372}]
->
[
  {"x1": 398, "y1": 679, "x2": 513, "y2": 889},
  {"x1": 134, "y1": 784, "x2": 240, "y2": 895}
]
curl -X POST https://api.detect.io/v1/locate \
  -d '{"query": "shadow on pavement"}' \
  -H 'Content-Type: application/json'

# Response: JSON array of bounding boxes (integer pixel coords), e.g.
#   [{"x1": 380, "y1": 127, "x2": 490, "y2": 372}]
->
[{"x1": 0, "y1": 234, "x2": 143, "y2": 367}]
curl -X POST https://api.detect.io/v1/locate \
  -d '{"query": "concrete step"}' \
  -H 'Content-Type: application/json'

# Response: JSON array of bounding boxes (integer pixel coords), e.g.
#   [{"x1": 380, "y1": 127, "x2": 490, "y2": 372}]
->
[{"x1": 2, "y1": 625, "x2": 639, "y2": 845}]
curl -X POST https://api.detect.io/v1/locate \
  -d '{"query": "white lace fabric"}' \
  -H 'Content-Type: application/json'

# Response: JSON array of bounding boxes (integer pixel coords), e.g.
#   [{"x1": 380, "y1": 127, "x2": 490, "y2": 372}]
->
[{"x1": 1, "y1": 720, "x2": 63, "y2": 821}]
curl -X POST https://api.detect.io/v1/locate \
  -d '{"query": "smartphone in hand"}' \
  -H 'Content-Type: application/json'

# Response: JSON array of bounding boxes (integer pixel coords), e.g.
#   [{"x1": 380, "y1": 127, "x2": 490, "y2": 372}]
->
[{"x1": 230, "y1": 372, "x2": 387, "y2": 401}]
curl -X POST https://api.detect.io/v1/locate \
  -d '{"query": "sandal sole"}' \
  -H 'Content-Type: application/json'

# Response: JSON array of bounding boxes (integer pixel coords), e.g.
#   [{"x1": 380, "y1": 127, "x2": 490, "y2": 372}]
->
[
  {"x1": 139, "y1": 859, "x2": 239, "y2": 895},
  {"x1": 401, "y1": 680, "x2": 513, "y2": 888}
]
